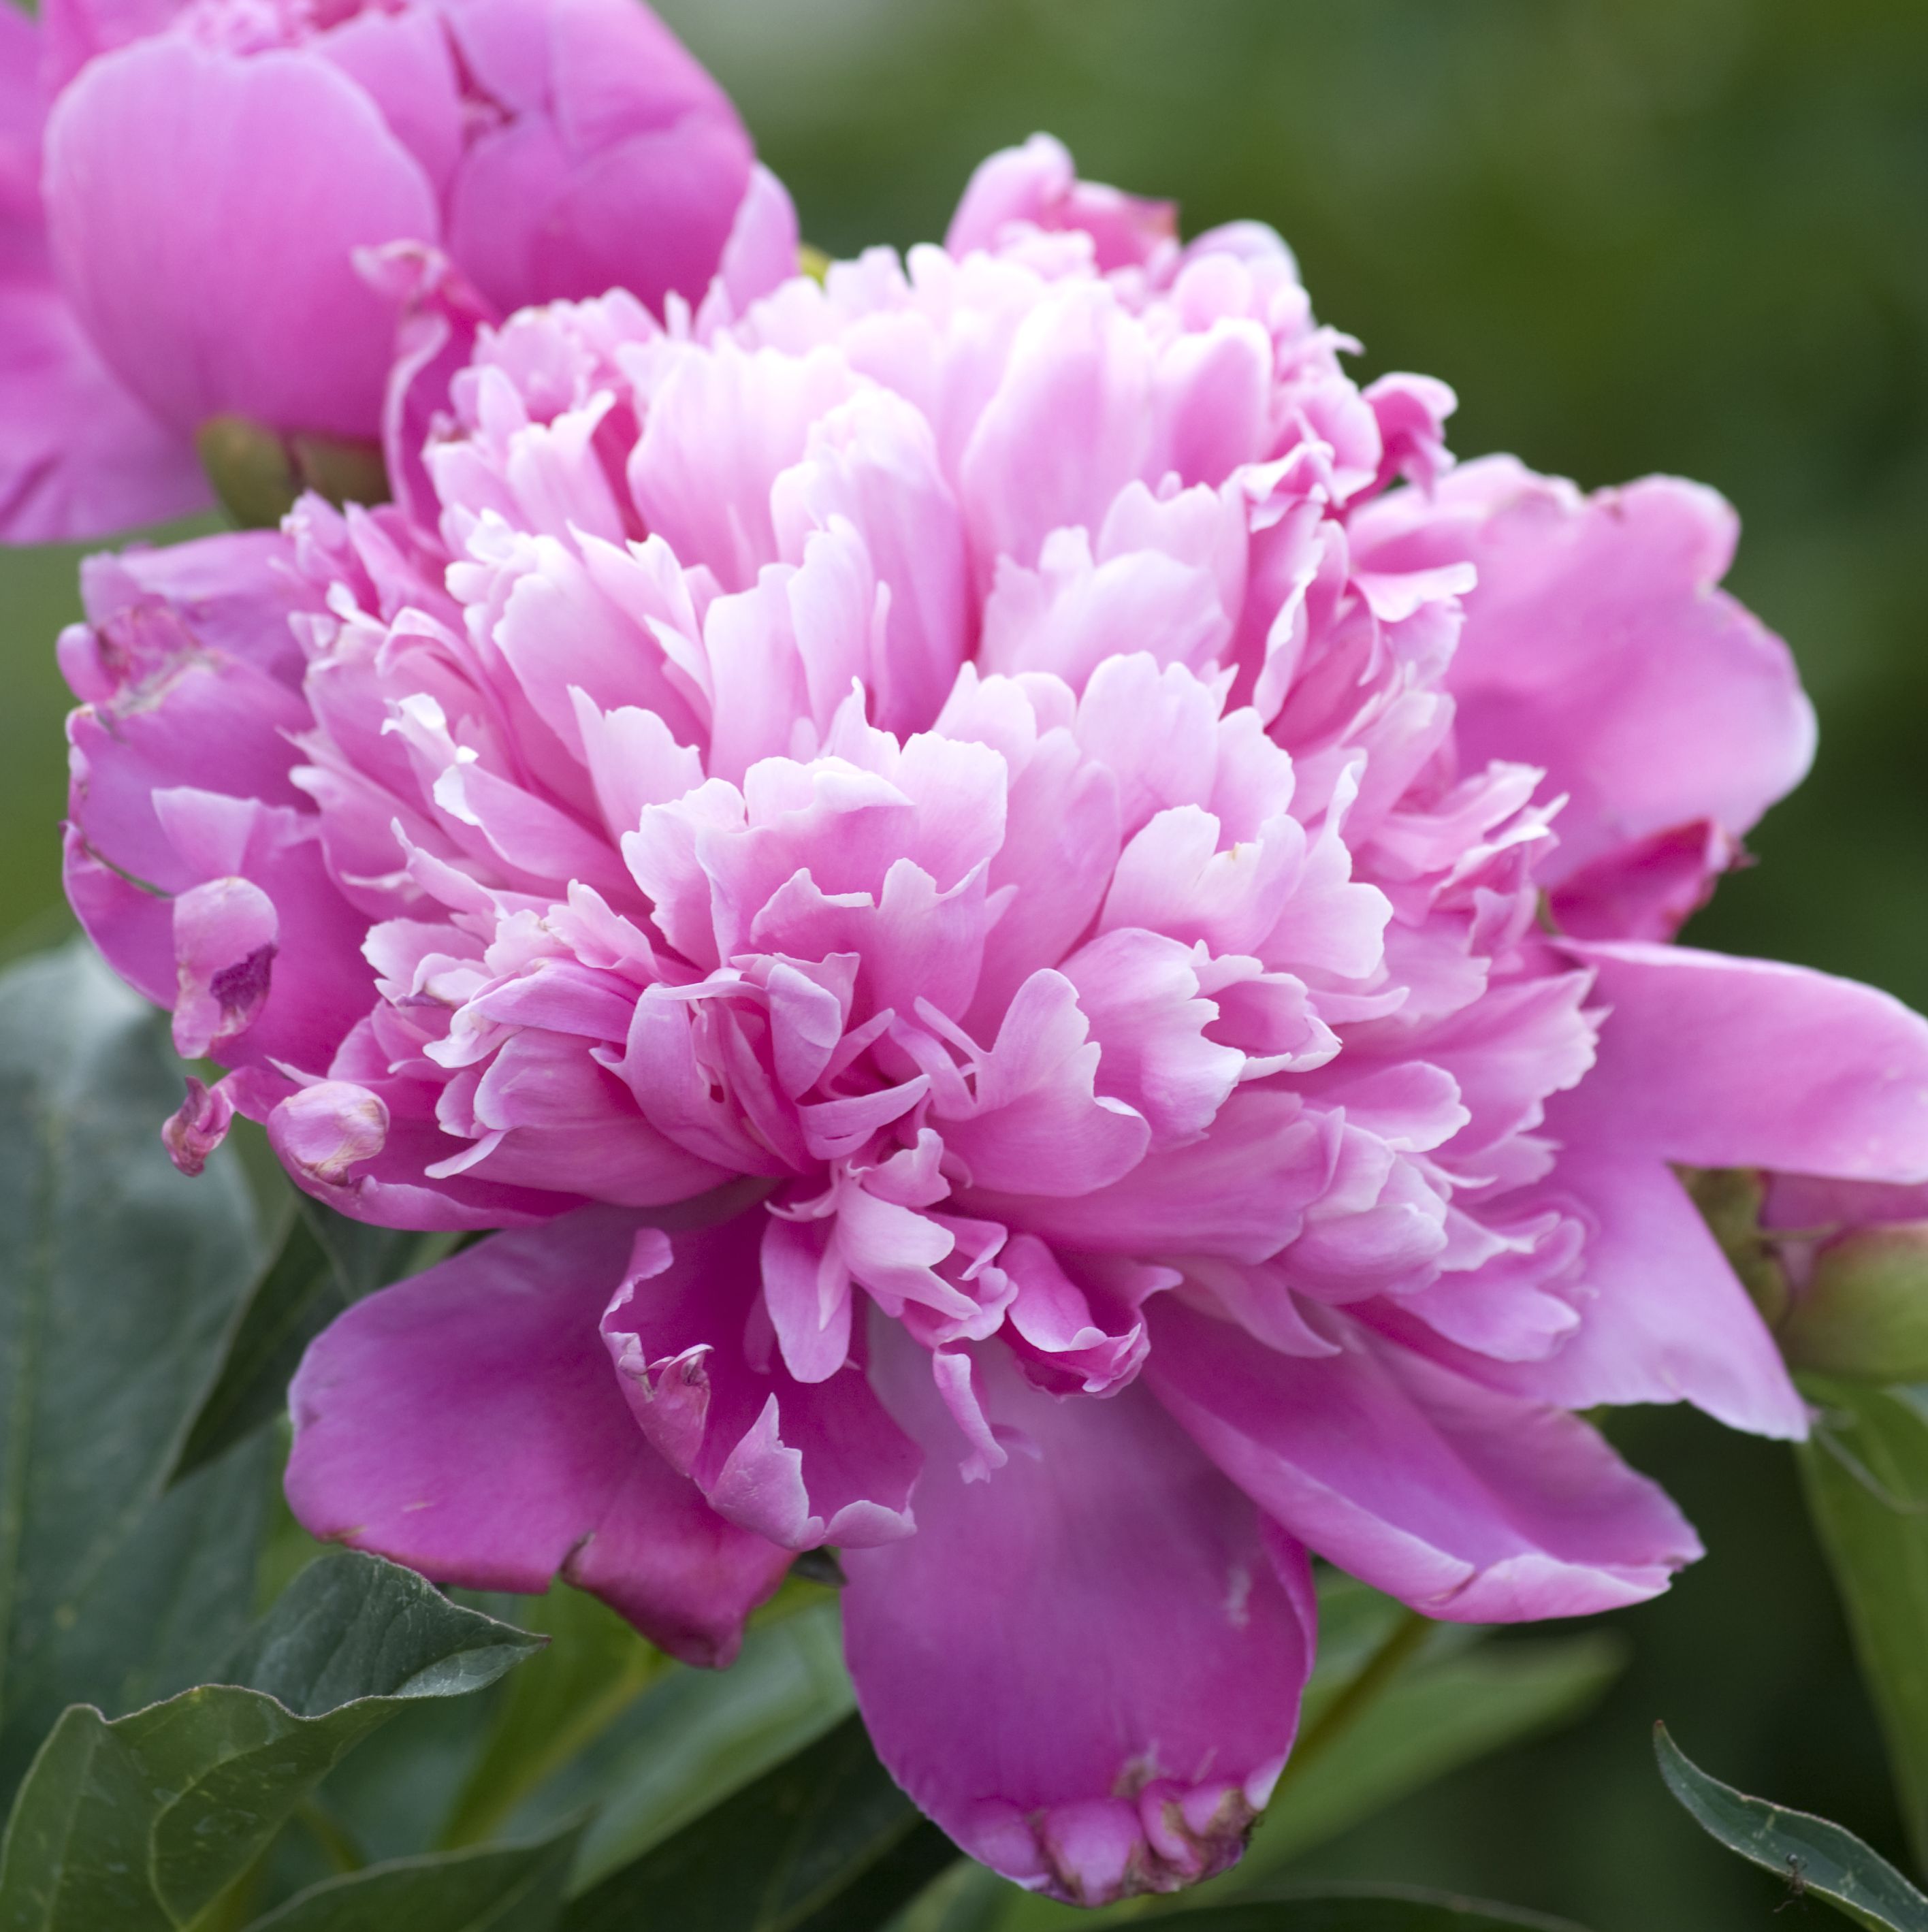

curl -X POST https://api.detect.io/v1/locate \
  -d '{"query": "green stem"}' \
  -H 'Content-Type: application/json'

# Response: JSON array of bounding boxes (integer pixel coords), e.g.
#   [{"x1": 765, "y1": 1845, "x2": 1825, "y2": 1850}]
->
[
  {"x1": 1276, "y1": 1607, "x2": 1432, "y2": 1790},
  {"x1": 298, "y1": 1797, "x2": 367, "y2": 1874}
]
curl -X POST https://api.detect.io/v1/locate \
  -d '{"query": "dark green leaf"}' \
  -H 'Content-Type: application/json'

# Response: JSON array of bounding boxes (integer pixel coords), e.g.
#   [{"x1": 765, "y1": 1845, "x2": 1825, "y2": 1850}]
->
[
  {"x1": 171, "y1": 1200, "x2": 440, "y2": 1485},
  {"x1": 298, "y1": 1201, "x2": 433, "y2": 1307},
  {"x1": 1654, "y1": 1722, "x2": 1928, "y2": 1931},
  {"x1": 1797, "y1": 1376, "x2": 1928, "y2": 1870},
  {"x1": 0, "y1": 1553, "x2": 541, "y2": 1929},
  {"x1": 245, "y1": 1826, "x2": 580, "y2": 1932},
  {"x1": 0, "y1": 946, "x2": 268, "y2": 1805},
  {"x1": 561, "y1": 1713, "x2": 954, "y2": 1932},
  {"x1": 170, "y1": 1214, "x2": 339, "y2": 1484},
  {"x1": 1151, "y1": 1886, "x2": 1591, "y2": 1929},
  {"x1": 221, "y1": 1553, "x2": 543, "y2": 1715}
]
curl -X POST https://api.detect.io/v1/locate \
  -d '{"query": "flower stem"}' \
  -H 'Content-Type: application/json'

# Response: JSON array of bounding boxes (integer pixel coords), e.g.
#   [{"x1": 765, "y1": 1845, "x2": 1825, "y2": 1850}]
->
[{"x1": 1276, "y1": 1607, "x2": 1432, "y2": 1789}]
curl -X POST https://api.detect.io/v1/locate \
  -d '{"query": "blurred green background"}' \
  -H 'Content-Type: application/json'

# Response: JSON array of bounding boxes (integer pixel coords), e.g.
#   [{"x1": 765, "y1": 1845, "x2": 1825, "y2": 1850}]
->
[{"x1": 4, "y1": 0, "x2": 1924, "y2": 1924}]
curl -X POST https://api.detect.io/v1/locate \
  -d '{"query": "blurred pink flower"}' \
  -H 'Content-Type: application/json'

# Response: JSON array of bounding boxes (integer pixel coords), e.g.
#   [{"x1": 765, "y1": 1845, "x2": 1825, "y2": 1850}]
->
[
  {"x1": 1, "y1": 0, "x2": 794, "y2": 542},
  {"x1": 59, "y1": 142, "x2": 1928, "y2": 1903}
]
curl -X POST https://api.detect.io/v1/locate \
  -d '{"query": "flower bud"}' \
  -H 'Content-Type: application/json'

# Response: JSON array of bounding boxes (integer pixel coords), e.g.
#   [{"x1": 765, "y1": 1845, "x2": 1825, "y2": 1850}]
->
[
  {"x1": 1777, "y1": 1223, "x2": 1928, "y2": 1382},
  {"x1": 197, "y1": 415, "x2": 389, "y2": 528},
  {"x1": 1678, "y1": 1165, "x2": 1790, "y2": 1327}
]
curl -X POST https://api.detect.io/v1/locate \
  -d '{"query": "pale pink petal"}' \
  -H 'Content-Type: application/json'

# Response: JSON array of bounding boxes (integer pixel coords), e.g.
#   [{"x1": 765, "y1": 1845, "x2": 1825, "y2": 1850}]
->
[{"x1": 946, "y1": 133, "x2": 1177, "y2": 275}]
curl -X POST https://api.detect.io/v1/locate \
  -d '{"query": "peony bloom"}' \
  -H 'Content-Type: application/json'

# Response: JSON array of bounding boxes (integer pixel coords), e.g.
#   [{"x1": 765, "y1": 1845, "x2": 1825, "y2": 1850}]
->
[
  {"x1": 59, "y1": 138, "x2": 1928, "y2": 1904},
  {"x1": 1, "y1": 0, "x2": 795, "y2": 543}
]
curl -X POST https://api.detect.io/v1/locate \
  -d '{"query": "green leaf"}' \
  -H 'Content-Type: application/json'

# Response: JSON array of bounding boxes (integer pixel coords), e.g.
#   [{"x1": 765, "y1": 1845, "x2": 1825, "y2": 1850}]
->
[
  {"x1": 560, "y1": 1713, "x2": 954, "y2": 1932},
  {"x1": 296, "y1": 1202, "x2": 435, "y2": 1308},
  {"x1": 170, "y1": 1214, "x2": 338, "y2": 1485},
  {"x1": 1251, "y1": 1630, "x2": 1624, "y2": 1872},
  {"x1": 0, "y1": 1553, "x2": 541, "y2": 1930},
  {"x1": 520, "y1": 1594, "x2": 853, "y2": 1888},
  {"x1": 438, "y1": 1585, "x2": 666, "y2": 1852},
  {"x1": 1797, "y1": 1375, "x2": 1928, "y2": 1870},
  {"x1": 244, "y1": 1826, "x2": 581, "y2": 1932},
  {"x1": 1654, "y1": 1722, "x2": 1928, "y2": 1931},
  {"x1": 172, "y1": 1202, "x2": 442, "y2": 1485},
  {"x1": 219, "y1": 1551, "x2": 541, "y2": 1714},
  {"x1": 0, "y1": 945, "x2": 269, "y2": 1805},
  {"x1": 1144, "y1": 1886, "x2": 1590, "y2": 1928}
]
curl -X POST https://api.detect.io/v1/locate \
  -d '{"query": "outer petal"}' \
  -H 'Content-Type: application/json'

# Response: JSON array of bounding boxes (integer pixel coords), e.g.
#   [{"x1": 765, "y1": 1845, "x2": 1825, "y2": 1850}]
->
[
  {"x1": 44, "y1": 37, "x2": 440, "y2": 436},
  {"x1": 1146, "y1": 1298, "x2": 1702, "y2": 1621},
  {"x1": 286, "y1": 1206, "x2": 792, "y2": 1664},
  {"x1": 843, "y1": 1325, "x2": 1315, "y2": 1906},
  {"x1": 1560, "y1": 942, "x2": 1928, "y2": 1182},
  {"x1": 37, "y1": 0, "x2": 185, "y2": 97},
  {"x1": 0, "y1": 280, "x2": 206, "y2": 541},
  {"x1": 1353, "y1": 460, "x2": 1814, "y2": 927}
]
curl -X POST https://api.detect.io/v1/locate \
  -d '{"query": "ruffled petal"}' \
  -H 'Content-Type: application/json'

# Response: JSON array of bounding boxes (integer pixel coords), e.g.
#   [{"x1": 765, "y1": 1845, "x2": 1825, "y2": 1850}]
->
[
  {"x1": 286, "y1": 1206, "x2": 791, "y2": 1664},
  {"x1": 1353, "y1": 459, "x2": 1814, "y2": 928}
]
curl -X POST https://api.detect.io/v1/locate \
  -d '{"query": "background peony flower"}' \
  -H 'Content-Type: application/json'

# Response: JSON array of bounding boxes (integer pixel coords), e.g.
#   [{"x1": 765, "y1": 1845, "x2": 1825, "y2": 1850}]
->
[
  {"x1": 59, "y1": 143, "x2": 1928, "y2": 1903},
  {"x1": 1, "y1": 0, "x2": 797, "y2": 543}
]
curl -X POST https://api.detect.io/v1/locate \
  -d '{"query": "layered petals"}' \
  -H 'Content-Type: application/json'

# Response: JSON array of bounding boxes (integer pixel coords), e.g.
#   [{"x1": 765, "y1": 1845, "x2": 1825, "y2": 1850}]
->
[
  {"x1": 16, "y1": 0, "x2": 792, "y2": 541},
  {"x1": 285, "y1": 1208, "x2": 791, "y2": 1664},
  {"x1": 1354, "y1": 460, "x2": 1814, "y2": 936},
  {"x1": 1148, "y1": 1298, "x2": 1702, "y2": 1620},
  {"x1": 52, "y1": 129, "x2": 1928, "y2": 1907}
]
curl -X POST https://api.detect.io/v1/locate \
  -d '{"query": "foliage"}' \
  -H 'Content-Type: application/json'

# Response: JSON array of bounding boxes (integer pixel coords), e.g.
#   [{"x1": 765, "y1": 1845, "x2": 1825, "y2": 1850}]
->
[{"x1": 1654, "y1": 1724, "x2": 1928, "y2": 1931}]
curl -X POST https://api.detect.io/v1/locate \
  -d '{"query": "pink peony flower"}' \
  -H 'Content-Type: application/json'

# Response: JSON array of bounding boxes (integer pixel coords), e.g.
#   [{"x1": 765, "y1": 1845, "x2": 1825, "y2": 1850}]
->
[
  {"x1": 1, "y1": 0, "x2": 796, "y2": 542},
  {"x1": 59, "y1": 141, "x2": 1928, "y2": 1903}
]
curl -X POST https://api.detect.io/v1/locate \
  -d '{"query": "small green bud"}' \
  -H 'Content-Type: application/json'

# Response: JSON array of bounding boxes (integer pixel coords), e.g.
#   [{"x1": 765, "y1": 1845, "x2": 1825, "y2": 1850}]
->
[
  {"x1": 1678, "y1": 1165, "x2": 1789, "y2": 1327},
  {"x1": 288, "y1": 432, "x2": 391, "y2": 513},
  {"x1": 196, "y1": 413, "x2": 300, "y2": 529},
  {"x1": 1778, "y1": 1223, "x2": 1928, "y2": 1382},
  {"x1": 197, "y1": 415, "x2": 391, "y2": 530},
  {"x1": 798, "y1": 244, "x2": 832, "y2": 286}
]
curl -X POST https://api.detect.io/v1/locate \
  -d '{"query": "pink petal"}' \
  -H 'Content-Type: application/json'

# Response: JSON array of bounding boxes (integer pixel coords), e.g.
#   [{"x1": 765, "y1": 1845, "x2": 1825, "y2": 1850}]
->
[
  {"x1": 0, "y1": 279, "x2": 207, "y2": 541},
  {"x1": 935, "y1": 969, "x2": 1152, "y2": 1197},
  {"x1": 44, "y1": 37, "x2": 439, "y2": 436},
  {"x1": 1561, "y1": 941, "x2": 1928, "y2": 1181},
  {"x1": 714, "y1": 162, "x2": 800, "y2": 315},
  {"x1": 37, "y1": 0, "x2": 184, "y2": 97},
  {"x1": 1354, "y1": 460, "x2": 1814, "y2": 907},
  {"x1": 601, "y1": 1212, "x2": 921, "y2": 1549},
  {"x1": 1392, "y1": 1140, "x2": 1806, "y2": 1437},
  {"x1": 286, "y1": 1207, "x2": 790, "y2": 1664},
  {"x1": 1148, "y1": 1298, "x2": 1703, "y2": 1621},
  {"x1": 946, "y1": 133, "x2": 1177, "y2": 275},
  {"x1": 844, "y1": 1326, "x2": 1314, "y2": 1905}
]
